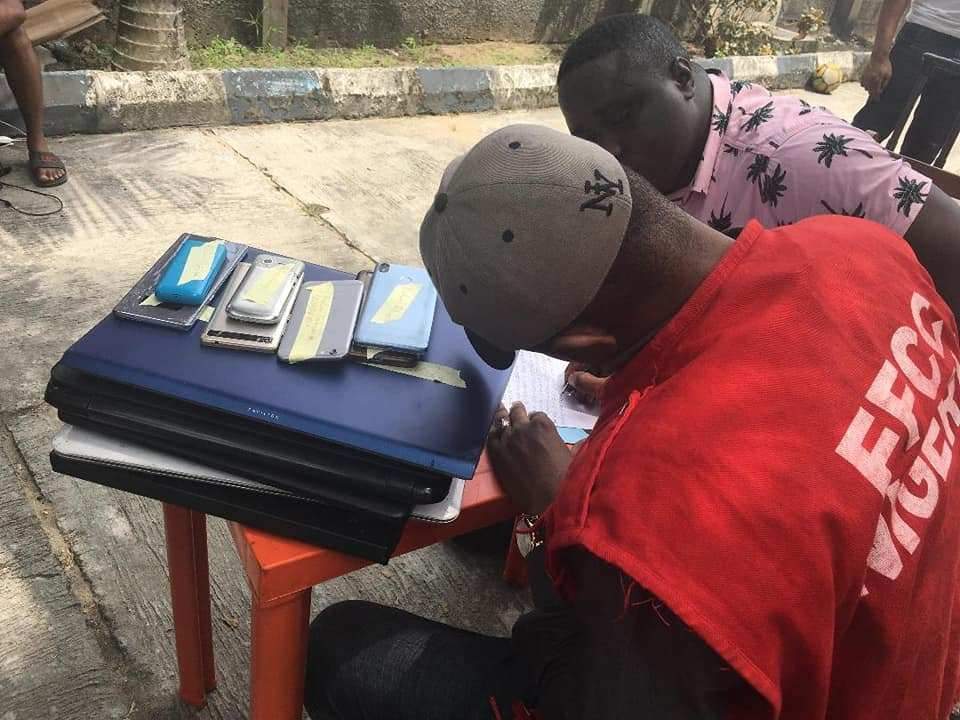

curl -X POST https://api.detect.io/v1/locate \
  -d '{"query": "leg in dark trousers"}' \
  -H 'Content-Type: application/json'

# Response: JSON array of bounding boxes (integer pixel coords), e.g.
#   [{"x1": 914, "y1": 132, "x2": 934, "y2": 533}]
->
[
  {"x1": 853, "y1": 23, "x2": 960, "y2": 164},
  {"x1": 304, "y1": 601, "x2": 536, "y2": 720},
  {"x1": 901, "y1": 65, "x2": 960, "y2": 162}
]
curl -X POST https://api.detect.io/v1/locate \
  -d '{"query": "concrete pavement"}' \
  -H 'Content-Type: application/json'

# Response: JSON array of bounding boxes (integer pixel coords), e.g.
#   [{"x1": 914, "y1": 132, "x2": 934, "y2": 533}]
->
[{"x1": 0, "y1": 83, "x2": 957, "y2": 719}]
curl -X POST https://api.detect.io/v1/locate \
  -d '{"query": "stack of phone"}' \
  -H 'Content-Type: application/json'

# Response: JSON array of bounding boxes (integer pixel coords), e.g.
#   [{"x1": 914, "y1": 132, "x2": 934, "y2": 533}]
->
[
  {"x1": 201, "y1": 256, "x2": 440, "y2": 366},
  {"x1": 202, "y1": 254, "x2": 306, "y2": 353}
]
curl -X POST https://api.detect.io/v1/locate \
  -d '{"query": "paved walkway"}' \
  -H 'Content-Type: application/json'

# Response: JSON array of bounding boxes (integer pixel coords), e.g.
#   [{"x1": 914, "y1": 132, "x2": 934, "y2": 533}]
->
[{"x1": 0, "y1": 83, "x2": 956, "y2": 719}]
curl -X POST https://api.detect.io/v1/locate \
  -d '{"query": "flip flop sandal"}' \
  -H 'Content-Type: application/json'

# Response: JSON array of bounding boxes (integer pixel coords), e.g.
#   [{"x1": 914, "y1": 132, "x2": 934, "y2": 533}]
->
[{"x1": 28, "y1": 150, "x2": 67, "y2": 188}]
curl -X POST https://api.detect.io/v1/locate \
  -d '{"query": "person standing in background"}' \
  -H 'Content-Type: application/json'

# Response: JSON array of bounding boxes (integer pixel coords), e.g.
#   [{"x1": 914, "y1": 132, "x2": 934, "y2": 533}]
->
[
  {"x1": 0, "y1": 0, "x2": 67, "y2": 187},
  {"x1": 853, "y1": 0, "x2": 960, "y2": 164}
]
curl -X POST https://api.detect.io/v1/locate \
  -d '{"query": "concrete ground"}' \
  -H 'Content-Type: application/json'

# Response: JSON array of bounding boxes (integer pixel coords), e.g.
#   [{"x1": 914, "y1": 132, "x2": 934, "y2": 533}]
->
[{"x1": 0, "y1": 82, "x2": 957, "y2": 720}]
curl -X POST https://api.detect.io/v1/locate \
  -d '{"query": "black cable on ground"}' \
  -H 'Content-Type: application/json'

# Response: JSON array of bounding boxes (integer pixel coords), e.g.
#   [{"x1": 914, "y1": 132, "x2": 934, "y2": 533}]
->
[{"x1": 0, "y1": 178, "x2": 64, "y2": 217}]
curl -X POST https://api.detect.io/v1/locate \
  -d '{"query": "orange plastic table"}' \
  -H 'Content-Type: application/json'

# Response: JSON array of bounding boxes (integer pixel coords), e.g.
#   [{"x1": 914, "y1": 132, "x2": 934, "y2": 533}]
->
[{"x1": 161, "y1": 452, "x2": 519, "y2": 719}]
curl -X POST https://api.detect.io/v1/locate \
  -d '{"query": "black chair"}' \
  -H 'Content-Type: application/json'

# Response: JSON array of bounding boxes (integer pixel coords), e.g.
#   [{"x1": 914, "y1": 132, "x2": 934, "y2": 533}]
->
[{"x1": 886, "y1": 52, "x2": 960, "y2": 169}]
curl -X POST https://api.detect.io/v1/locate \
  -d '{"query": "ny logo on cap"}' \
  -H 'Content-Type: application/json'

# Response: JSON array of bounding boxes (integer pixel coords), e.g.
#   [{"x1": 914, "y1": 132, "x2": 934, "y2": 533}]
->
[{"x1": 580, "y1": 169, "x2": 624, "y2": 216}]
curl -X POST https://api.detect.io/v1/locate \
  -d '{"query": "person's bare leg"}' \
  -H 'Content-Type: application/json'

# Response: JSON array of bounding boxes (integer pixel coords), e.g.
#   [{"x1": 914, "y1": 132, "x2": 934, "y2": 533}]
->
[
  {"x1": 0, "y1": 0, "x2": 24, "y2": 37},
  {"x1": 0, "y1": 11, "x2": 65, "y2": 185}
]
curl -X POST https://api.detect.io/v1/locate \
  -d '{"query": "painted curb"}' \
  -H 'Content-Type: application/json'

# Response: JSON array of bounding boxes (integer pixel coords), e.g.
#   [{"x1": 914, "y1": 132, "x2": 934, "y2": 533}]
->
[{"x1": 0, "y1": 51, "x2": 869, "y2": 136}]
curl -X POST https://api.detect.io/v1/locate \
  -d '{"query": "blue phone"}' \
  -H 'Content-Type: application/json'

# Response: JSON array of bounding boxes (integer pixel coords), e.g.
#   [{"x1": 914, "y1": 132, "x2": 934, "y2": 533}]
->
[
  {"x1": 154, "y1": 237, "x2": 227, "y2": 306},
  {"x1": 354, "y1": 263, "x2": 438, "y2": 354}
]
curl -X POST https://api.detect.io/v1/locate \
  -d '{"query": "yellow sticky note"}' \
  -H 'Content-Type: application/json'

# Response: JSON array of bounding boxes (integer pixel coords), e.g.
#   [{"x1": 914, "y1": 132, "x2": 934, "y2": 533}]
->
[
  {"x1": 362, "y1": 359, "x2": 467, "y2": 389},
  {"x1": 242, "y1": 264, "x2": 292, "y2": 305},
  {"x1": 198, "y1": 305, "x2": 215, "y2": 323},
  {"x1": 371, "y1": 283, "x2": 422, "y2": 325},
  {"x1": 179, "y1": 241, "x2": 222, "y2": 285},
  {"x1": 288, "y1": 283, "x2": 335, "y2": 363},
  {"x1": 140, "y1": 293, "x2": 163, "y2": 307}
]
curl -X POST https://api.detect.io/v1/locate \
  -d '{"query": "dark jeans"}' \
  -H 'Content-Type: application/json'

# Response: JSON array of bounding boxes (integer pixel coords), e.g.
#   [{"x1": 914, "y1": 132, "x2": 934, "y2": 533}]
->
[
  {"x1": 853, "y1": 22, "x2": 960, "y2": 164},
  {"x1": 304, "y1": 601, "x2": 537, "y2": 720}
]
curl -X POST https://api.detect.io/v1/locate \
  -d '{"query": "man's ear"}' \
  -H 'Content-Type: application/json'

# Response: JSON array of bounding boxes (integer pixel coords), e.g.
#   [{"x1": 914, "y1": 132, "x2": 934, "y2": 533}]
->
[
  {"x1": 670, "y1": 57, "x2": 696, "y2": 99},
  {"x1": 542, "y1": 324, "x2": 619, "y2": 366}
]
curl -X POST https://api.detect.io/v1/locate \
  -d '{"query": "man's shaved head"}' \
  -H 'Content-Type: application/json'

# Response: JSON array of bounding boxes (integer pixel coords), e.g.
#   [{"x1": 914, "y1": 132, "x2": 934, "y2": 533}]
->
[{"x1": 559, "y1": 13, "x2": 688, "y2": 83}]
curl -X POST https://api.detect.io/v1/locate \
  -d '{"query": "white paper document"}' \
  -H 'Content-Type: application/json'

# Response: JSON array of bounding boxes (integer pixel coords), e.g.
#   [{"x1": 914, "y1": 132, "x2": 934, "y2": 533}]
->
[{"x1": 502, "y1": 351, "x2": 598, "y2": 430}]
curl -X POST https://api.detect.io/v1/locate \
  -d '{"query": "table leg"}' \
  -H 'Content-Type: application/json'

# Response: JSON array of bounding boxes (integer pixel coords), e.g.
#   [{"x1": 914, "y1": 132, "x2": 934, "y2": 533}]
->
[
  {"x1": 250, "y1": 588, "x2": 313, "y2": 720},
  {"x1": 163, "y1": 504, "x2": 217, "y2": 707},
  {"x1": 191, "y1": 509, "x2": 217, "y2": 693}
]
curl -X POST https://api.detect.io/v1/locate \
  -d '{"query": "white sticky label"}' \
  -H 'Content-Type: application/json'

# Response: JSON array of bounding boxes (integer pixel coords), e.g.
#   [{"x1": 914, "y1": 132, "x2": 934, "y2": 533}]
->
[
  {"x1": 371, "y1": 283, "x2": 422, "y2": 324},
  {"x1": 179, "y1": 241, "x2": 222, "y2": 285},
  {"x1": 288, "y1": 283, "x2": 335, "y2": 363},
  {"x1": 362, "y1": 359, "x2": 466, "y2": 388},
  {"x1": 242, "y1": 264, "x2": 292, "y2": 305}
]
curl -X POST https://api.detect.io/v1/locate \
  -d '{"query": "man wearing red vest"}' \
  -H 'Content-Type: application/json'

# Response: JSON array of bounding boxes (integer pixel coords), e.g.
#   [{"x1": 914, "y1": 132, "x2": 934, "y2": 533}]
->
[{"x1": 305, "y1": 124, "x2": 960, "y2": 720}]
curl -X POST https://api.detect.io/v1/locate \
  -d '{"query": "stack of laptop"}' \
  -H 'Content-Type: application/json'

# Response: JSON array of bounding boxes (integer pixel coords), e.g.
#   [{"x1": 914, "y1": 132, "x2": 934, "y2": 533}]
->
[{"x1": 45, "y1": 237, "x2": 512, "y2": 562}]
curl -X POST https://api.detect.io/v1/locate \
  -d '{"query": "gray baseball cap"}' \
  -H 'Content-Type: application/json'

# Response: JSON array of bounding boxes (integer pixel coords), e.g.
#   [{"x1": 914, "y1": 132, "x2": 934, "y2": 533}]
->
[{"x1": 419, "y1": 124, "x2": 633, "y2": 369}]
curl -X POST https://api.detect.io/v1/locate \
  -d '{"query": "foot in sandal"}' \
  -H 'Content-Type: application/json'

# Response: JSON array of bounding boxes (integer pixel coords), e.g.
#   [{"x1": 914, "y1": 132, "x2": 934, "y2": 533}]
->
[{"x1": 27, "y1": 141, "x2": 67, "y2": 188}]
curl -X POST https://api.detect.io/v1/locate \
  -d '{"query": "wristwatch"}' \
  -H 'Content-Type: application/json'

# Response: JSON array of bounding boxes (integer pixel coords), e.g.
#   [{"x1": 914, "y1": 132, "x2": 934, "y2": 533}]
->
[{"x1": 515, "y1": 513, "x2": 544, "y2": 558}]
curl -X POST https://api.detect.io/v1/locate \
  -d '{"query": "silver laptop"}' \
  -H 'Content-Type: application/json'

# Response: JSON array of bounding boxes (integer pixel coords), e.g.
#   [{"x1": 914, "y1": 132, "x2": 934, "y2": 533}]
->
[{"x1": 52, "y1": 424, "x2": 465, "y2": 524}]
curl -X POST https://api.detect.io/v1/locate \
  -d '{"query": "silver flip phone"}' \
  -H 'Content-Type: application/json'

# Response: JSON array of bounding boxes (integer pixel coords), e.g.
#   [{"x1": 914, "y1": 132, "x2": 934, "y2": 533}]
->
[
  {"x1": 202, "y1": 263, "x2": 301, "y2": 353},
  {"x1": 226, "y1": 253, "x2": 305, "y2": 324}
]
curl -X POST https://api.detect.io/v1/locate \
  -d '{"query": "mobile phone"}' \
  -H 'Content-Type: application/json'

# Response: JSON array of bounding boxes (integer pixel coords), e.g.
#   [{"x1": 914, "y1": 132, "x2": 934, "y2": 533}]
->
[
  {"x1": 227, "y1": 254, "x2": 305, "y2": 325},
  {"x1": 349, "y1": 269, "x2": 420, "y2": 367},
  {"x1": 353, "y1": 263, "x2": 438, "y2": 354},
  {"x1": 202, "y1": 263, "x2": 301, "y2": 353},
  {"x1": 154, "y1": 237, "x2": 227, "y2": 306},
  {"x1": 114, "y1": 235, "x2": 248, "y2": 331},
  {"x1": 278, "y1": 280, "x2": 364, "y2": 363}
]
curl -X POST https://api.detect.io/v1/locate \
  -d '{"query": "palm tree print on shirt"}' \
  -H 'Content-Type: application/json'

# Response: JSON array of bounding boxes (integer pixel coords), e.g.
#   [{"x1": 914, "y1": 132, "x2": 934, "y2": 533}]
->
[
  {"x1": 813, "y1": 134, "x2": 852, "y2": 168},
  {"x1": 746, "y1": 154, "x2": 769, "y2": 184},
  {"x1": 708, "y1": 194, "x2": 733, "y2": 231},
  {"x1": 730, "y1": 80, "x2": 753, "y2": 97},
  {"x1": 712, "y1": 106, "x2": 729, "y2": 134},
  {"x1": 820, "y1": 199, "x2": 866, "y2": 218},
  {"x1": 813, "y1": 133, "x2": 875, "y2": 167},
  {"x1": 798, "y1": 99, "x2": 813, "y2": 115},
  {"x1": 740, "y1": 101, "x2": 774, "y2": 132},
  {"x1": 893, "y1": 177, "x2": 929, "y2": 216},
  {"x1": 760, "y1": 163, "x2": 788, "y2": 207}
]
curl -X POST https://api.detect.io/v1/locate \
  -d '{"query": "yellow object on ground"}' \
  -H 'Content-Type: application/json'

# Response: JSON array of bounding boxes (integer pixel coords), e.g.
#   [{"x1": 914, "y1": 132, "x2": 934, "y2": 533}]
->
[{"x1": 811, "y1": 63, "x2": 844, "y2": 94}]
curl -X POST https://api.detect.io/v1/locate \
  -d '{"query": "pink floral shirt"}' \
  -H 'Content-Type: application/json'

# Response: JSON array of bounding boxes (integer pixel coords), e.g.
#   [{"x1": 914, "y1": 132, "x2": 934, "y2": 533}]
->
[{"x1": 670, "y1": 73, "x2": 931, "y2": 235}]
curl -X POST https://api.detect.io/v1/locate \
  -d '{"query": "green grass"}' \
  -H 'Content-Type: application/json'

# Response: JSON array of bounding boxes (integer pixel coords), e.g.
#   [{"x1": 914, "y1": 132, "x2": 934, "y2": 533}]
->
[{"x1": 188, "y1": 37, "x2": 565, "y2": 70}]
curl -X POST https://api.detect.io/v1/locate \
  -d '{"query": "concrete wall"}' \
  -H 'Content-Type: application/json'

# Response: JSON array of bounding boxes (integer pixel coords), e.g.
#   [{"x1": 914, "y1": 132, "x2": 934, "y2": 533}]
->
[
  {"x1": 830, "y1": 0, "x2": 884, "y2": 37},
  {"x1": 172, "y1": 0, "x2": 633, "y2": 47},
  {"x1": 81, "y1": 0, "x2": 885, "y2": 50},
  {"x1": 289, "y1": 0, "x2": 610, "y2": 47},
  {"x1": 779, "y1": 0, "x2": 835, "y2": 23},
  {"x1": 849, "y1": 0, "x2": 884, "y2": 37}
]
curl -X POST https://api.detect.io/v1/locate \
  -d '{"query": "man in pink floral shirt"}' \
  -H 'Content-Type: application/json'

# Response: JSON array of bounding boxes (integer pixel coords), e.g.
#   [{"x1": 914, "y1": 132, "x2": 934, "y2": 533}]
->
[
  {"x1": 667, "y1": 76, "x2": 928, "y2": 235},
  {"x1": 557, "y1": 13, "x2": 960, "y2": 399}
]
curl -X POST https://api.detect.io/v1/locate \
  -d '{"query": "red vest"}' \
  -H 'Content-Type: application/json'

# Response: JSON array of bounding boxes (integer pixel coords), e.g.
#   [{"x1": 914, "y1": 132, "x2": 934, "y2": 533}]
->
[{"x1": 544, "y1": 217, "x2": 960, "y2": 719}]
